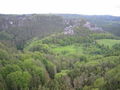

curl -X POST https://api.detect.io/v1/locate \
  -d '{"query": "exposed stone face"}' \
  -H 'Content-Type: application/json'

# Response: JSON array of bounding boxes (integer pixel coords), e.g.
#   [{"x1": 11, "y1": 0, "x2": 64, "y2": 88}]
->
[
  {"x1": 83, "y1": 21, "x2": 103, "y2": 31},
  {"x1": 64, "y1": 25, "x2": 74, "y2": 35},
  {"x1": 63, "y1": 19, "x2": 103, "y2": 35},
  {"x1": 63, "y1": 19, "x2": 81, "y2": 35}
]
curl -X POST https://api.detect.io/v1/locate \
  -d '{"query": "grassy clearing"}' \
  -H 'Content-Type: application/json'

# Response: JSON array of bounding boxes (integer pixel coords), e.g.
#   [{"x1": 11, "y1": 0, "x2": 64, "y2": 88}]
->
[
  {"x1": 96, "y1": 39, "x2": 120, "y2": 48},
  {"x1": 52, "y1": 45, "x2": 83, "y2": 55}
]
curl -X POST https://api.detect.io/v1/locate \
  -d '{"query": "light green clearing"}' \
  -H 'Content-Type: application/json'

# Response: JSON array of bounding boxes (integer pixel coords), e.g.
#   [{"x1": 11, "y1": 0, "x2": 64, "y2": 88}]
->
[
  {"x1": 96, "y1": 39, "x2": 120, "y2": 48},
  {"x1": 52, "y1": 45, "x2": 83, "y2": 55}
]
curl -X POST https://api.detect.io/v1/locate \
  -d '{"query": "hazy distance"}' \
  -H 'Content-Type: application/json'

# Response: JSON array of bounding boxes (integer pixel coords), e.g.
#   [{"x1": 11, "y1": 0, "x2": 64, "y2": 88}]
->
[{"x1": 0, "y1": 0, "x2": 120, "y2": 16}]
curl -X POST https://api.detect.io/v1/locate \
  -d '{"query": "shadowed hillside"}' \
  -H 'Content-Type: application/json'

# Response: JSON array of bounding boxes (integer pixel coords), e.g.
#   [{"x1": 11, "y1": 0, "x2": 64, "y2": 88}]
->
[{"x1": 0, "y1": 14, "x2": 64, "y2": 49}]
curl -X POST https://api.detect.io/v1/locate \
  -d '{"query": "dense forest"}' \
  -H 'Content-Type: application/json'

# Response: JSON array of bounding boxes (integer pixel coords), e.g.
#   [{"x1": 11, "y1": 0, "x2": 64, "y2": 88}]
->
[{"x1": 0, "y1": 14, "x2": 120, "y2": 90}]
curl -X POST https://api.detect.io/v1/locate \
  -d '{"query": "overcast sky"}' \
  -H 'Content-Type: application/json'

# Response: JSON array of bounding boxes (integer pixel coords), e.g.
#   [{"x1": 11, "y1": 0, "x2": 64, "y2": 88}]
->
[{"x1": 0, "y1": 0, "x2": 120, "y2": 16}]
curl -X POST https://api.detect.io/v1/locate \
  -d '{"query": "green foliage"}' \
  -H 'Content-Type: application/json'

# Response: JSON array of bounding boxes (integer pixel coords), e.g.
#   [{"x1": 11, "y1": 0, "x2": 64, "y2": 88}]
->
[
  {"x1": 42, "y1": 59, "x2": 56, "y2": 78},
  {"x1": 0, "y1": 49, "x2": 9, "y2": 60},
  {"x1": 105, "y1": 65, "x2": 120, "y2": 90},
  {"x1": 0, "y1": 64, "x2": 22, "y2": 78},
  {"x1": 0, "y1": 74, "x2": 6, "y2": 90},
  {"x1": 90, "y1": 33, "x2": 118, "y2": 40},
  {"x1": 96, "y1": 39, "x2": 120, "y2": 48},
  {"x1": 93, "y1": 77, "x2": 106, "y2": 88},
  {"x1": 112, "y1": 43, "x2": 120, "y2": 50},
  {"x1": 55, "y1": 70, "x2": 70, "y2": 79},
  {"x1": 52, "y1": 45, "x2": 83, "y2": 55},
  {"x1": 0, "y1": 14, "x2": 120, "y2": 90},
  {"x1": 7, "y1": 71, "x2": 31, "y2": 90},
  {"x1": 83, "y1": 85, "x2": 91, "y2": 90},
  {"x1": 0, "y1": 32, "x2": 13, "y2": 40}
]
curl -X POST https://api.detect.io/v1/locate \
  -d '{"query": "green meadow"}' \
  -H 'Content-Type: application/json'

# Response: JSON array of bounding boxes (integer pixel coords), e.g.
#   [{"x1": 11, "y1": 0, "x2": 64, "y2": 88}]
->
[
  {"x1": 52, "y1": 45, "x2": 84, "y2": 55},
  {"x1": 96, "y1": 39, "x2": 120, "y2": 48}
]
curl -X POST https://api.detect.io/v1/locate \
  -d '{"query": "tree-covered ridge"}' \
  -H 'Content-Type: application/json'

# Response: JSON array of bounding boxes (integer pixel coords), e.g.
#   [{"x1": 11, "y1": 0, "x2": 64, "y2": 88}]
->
[
  {"x1": 1, "y1": 14, "x2": 120, "y2": 50},
  {"x1": 0, "y1": 14, "x2": 64, "y2": 50},
  {"x1": 59, "y1": 14, "x2": 120, "y2": 36},
  {"x1": 0, "y1": 14, "x2": 120, "y2": 90}
]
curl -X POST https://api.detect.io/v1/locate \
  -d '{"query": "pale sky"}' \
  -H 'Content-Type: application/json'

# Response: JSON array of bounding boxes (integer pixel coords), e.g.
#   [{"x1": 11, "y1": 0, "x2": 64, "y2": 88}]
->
[{"x1": 0, "y1": 0, "x2": 120, "y2": 16}]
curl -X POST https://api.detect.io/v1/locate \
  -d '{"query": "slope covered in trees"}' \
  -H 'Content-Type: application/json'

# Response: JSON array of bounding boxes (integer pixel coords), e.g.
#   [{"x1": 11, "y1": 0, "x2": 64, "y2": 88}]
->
[
  {"x1": 59, "y1": 14, "x2": 120, "y2": 36},
  {"x1": 0, "y1": 14, "x2": 64, "y2": 49},
  {"x1": 0, "y1": 14, "x2": 120, "y2": 90}
]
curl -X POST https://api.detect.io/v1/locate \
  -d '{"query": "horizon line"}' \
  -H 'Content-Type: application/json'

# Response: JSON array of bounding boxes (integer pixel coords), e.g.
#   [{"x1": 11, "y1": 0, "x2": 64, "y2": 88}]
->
[{"x1": 0, "y1": 13, "x2": 120, "y2": 17}]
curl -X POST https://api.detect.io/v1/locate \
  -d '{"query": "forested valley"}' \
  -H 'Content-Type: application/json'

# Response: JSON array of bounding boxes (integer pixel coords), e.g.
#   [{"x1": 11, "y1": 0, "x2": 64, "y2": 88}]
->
[{"x1": 0, "y1": 14, "x2": 120, "y2": 90}]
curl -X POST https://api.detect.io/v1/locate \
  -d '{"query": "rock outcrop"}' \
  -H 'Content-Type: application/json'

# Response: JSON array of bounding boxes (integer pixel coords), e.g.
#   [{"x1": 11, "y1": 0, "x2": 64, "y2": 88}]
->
[{"x1": 83, "y1": 21, "x2": 103, "y2": 31}]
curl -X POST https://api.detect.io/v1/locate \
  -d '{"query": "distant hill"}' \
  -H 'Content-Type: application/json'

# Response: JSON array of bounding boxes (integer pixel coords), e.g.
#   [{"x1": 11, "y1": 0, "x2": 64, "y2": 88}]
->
[
  {"x1": 0, "y1": 14, "x2": 120, "y2": 49},
  {"x1": 0, "y1": 14, "x2": 64, "y2": 49},
  {"x1": 58, "y1": 14, "x2": 120, "y2": 36}
]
